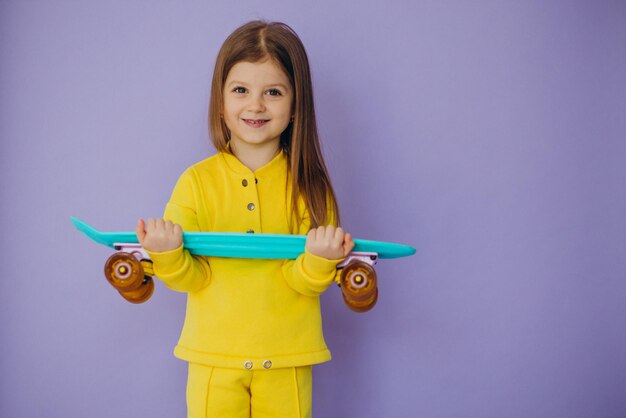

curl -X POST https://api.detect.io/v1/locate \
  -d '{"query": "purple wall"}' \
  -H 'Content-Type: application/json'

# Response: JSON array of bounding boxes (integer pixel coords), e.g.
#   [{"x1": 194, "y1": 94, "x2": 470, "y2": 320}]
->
[{"x1": 2, "y1": 1, "x2": 625, "y2": 417}]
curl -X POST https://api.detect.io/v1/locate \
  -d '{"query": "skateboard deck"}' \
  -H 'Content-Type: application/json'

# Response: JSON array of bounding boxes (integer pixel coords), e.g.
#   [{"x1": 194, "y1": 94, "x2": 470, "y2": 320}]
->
[
  {"x1": 71, "y1": 217, "x2": 416, "y2": 260},
  {"x1": 72, "y1": 216, "x2": 415, "y2": 310}
]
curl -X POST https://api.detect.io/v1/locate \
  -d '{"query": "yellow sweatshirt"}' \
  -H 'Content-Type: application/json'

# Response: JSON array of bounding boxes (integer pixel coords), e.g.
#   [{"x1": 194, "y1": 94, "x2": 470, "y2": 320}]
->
[{"x1": 146, "y1": 151, "x2": 340, "y2": 371}]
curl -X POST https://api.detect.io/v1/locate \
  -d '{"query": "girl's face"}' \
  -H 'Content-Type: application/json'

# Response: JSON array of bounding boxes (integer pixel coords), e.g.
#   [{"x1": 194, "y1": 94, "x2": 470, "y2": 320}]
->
[{"x1": 223, "y1": 59, "x2": 293, "y2": 152}]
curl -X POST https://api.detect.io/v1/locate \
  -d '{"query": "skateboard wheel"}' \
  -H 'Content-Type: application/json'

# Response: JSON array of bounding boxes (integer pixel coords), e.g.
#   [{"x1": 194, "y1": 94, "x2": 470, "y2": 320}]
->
[
  {"x1": 340, "y1": 261, "x2": 378, "y2": 313},
  {"x1": 342, "y1": 287, "x2": 378, "y2": 313},
  {"x1": 104, "y1": 252, "x2": 145, "y2": 292},
  {"x1": 118, "y1": 277, "x2": 154, "y2": 304}
]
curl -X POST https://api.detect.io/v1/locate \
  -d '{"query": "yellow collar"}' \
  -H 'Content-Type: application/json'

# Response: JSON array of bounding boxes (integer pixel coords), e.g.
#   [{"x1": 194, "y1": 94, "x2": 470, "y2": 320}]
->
[{"x1": 220, "y1": 149, "x2": 288, "y2": 180}]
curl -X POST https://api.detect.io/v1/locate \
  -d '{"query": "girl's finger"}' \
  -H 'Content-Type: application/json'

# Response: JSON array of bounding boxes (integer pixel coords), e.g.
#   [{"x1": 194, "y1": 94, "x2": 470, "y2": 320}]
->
[
  {"x1": 316, "y1": 226, "x2": 325, "y2": 240},
  {"x1": 343, "y1": 233, "x2": 355, "y2": 255},
  {"x1": 324, "y1": 225, "x2": 335, "y2": 241},
  {"x1": 334, "y1": 226, "x2": 344, "y2": 242},
  {"x1": 136, "y1": 219, "x2": 146, "y2": 244}
]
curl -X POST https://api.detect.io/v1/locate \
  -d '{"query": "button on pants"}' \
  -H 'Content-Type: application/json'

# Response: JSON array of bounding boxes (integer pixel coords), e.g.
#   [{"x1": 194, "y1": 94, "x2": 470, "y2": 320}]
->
[{"x1": 186, "y1": 363, "x2": 312, "y2": 418}]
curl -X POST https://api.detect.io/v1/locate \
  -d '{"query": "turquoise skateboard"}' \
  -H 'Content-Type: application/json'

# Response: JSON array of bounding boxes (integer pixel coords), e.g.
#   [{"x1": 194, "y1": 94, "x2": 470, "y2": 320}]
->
[{"x1": 71, "y1": 217, "x2": 416, "y2": 312}]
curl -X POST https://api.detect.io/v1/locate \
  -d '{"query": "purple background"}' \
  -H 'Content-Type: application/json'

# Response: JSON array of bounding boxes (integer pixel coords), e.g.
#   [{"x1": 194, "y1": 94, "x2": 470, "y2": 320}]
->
[{"x1": 2, "y1": 1, "x2": 625, "y2": 417}]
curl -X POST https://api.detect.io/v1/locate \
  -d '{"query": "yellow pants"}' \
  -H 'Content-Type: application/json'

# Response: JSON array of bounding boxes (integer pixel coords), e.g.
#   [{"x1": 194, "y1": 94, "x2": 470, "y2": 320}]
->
[{"x1": 186, "y1": 363, "x2": 312, "y2": 418}]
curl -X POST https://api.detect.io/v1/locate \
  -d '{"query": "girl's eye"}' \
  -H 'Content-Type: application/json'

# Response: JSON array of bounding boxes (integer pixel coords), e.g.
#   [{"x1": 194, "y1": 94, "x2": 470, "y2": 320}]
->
[
  {"x1": 266, "y1": 89, "x2": 282, "y2": 96},
  {"x1": 232, "y1": 87, "x2": 247, "y2": 94}
]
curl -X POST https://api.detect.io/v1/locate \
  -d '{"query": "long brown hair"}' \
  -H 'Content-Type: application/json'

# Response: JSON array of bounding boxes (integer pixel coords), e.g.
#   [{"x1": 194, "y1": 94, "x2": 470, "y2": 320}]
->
[{"x1": 209, "y1": 21, "x2": 339, "y2": 228}]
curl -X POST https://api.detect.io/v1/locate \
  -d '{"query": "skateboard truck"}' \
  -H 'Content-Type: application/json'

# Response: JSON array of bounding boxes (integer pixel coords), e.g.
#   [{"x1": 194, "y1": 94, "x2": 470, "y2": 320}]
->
[
  {"x1": 337, "y1": 252, "x2": 379, "y2": 313},
  {"x1": 103, "y1": 243, "x2": 154, "y2": 304},
  {"x1": 102, "y1": 246, "x2": 380, "y2": 311}
]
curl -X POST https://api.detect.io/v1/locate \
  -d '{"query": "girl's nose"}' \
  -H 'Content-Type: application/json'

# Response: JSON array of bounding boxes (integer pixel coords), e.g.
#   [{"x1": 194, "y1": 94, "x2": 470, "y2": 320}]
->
[{"x1": 248, "y1": 94, "x2": 266, "y2": 112}]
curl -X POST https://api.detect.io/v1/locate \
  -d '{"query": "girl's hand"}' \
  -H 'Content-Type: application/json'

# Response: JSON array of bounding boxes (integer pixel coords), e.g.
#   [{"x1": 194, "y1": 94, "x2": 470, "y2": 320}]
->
[
  {"x1": 136, "y1": 218, "x2": 183, "y2": 253},
  {"x1": 305, "y1": 225, "x2": 355, "y2": 260}
]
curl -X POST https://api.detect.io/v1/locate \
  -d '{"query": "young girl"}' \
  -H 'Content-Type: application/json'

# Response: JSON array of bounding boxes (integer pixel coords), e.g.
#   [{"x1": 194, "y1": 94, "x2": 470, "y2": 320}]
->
[{"x1": 136, "y1": 21, "x2": 354, "y2": 418}]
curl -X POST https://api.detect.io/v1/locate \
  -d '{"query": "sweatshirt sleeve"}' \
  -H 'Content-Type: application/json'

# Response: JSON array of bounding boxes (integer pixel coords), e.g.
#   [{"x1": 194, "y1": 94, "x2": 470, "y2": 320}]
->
[
  {"x1": 280, "y1": 196, "x2": 343, "y2": 296},
  {"x1": 281, "y1": 249, "x2": 343, "y2": 296},
  {"x1": 147, "y1": 168, "x2": 211, "y2": 293}
]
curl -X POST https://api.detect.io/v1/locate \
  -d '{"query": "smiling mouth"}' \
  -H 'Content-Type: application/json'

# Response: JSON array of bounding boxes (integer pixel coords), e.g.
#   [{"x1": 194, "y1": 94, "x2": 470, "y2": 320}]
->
[{"x1": 243, "y1": 119, "x2": 270, "y2": 128}]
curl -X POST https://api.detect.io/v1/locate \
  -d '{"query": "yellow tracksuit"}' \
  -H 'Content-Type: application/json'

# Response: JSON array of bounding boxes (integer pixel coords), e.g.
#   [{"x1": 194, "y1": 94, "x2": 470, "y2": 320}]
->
[{"x1": 146, "y1": 150, "x2": 340, "y2": 417}]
